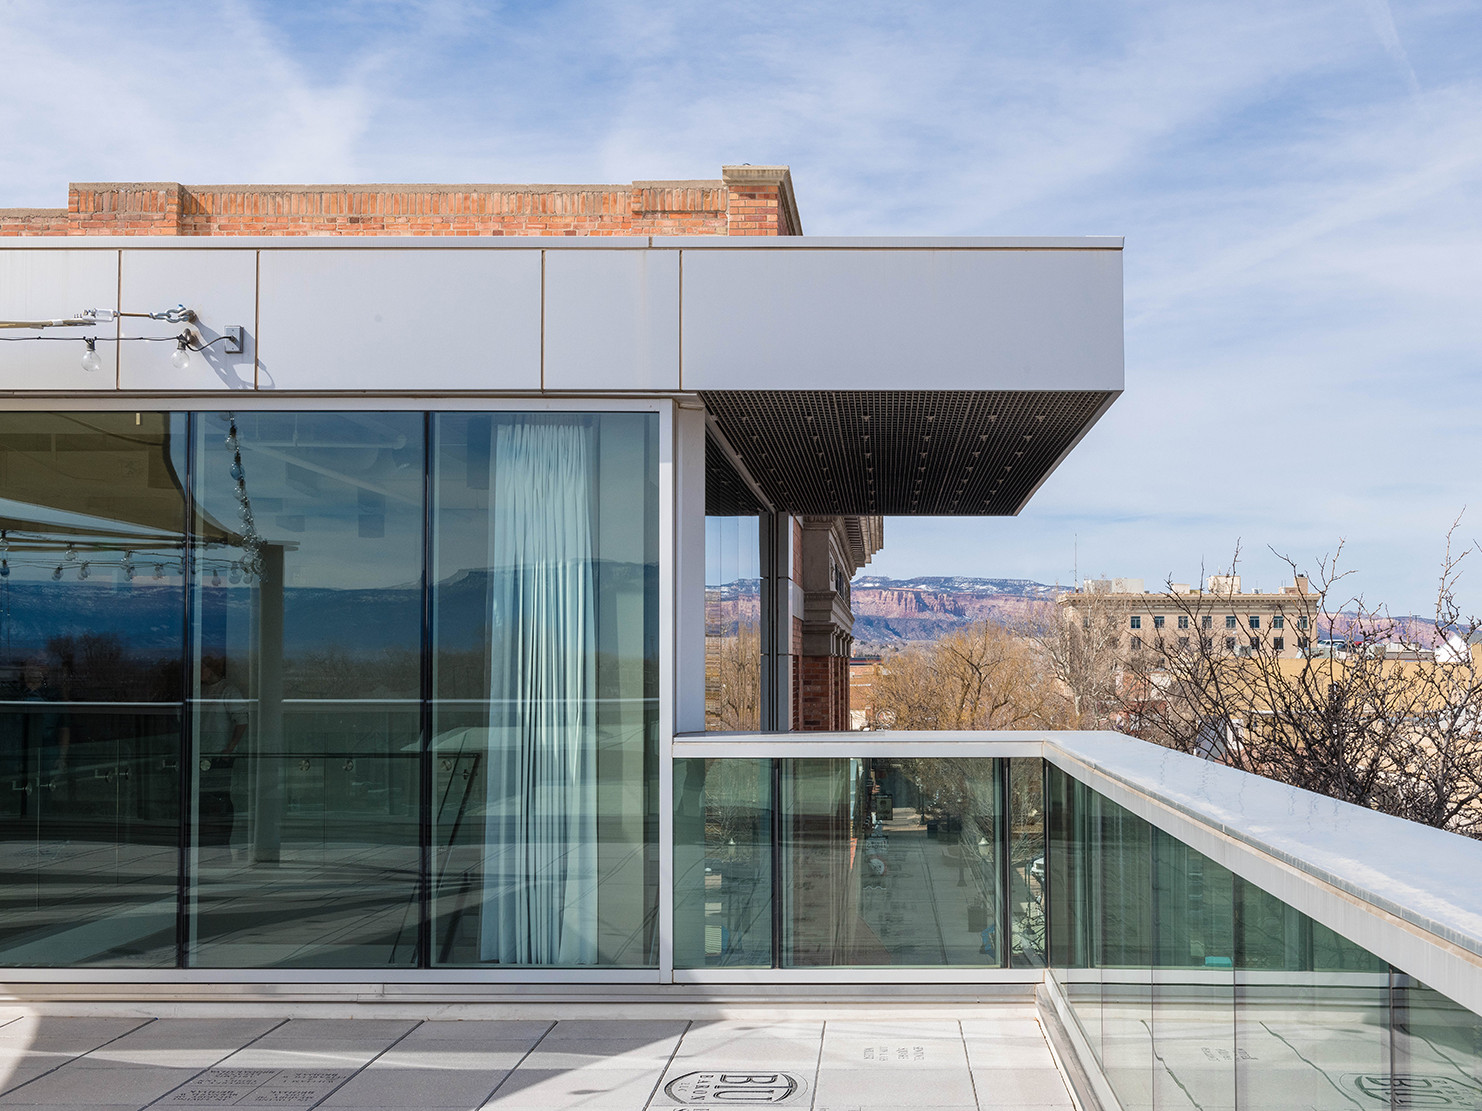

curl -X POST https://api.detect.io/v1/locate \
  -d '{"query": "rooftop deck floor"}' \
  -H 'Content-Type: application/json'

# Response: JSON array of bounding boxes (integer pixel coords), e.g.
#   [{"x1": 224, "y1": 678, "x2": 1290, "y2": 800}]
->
[{"x1": 0, "y1": 1009, "x2": 1075, "y2": 1110}]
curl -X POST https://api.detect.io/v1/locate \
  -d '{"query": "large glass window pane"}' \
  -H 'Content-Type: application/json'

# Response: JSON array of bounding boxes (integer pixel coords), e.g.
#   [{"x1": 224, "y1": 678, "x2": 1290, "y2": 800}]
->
[
  {"x1": 430, "y1": 412, "x2": 658, "y2": 967},
  {"x1": 674, "y1": 758, "x2": 772, "y2": 968},
  {"x1": 780, "y1": 757, "x2": 1003, "y2": 967},
  {"x1": 704, "y1": 516, "x2": 761, "y2": 731},
  {"x1": 187, "y1": 412, "x2": 424, "y2": 967},
  {"x1": 0, "y1": 412, "x2": 186, "y2": 967}
]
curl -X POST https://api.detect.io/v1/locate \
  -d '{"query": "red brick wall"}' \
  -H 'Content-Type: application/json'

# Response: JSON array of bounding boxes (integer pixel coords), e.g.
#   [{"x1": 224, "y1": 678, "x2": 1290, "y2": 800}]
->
[
  {"x1": 0, "y1": 172, "x2": 800, "y2": 238},
  {"x1": 795, "y1": 654, "x2": 849, "y2": 732}
]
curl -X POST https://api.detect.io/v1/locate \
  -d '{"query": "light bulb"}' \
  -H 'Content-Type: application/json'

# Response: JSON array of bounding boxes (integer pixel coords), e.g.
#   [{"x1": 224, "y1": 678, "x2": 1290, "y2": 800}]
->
[
  {"x1": 78, "y1": 562, "x2": 89, "y2": 581},
  {"x1": 153, "y1": 563, "x2": 165, "y2": 581},
  {"x1": 80, "y1": 337, "x2": 102, "y2": 373},
  {"x1": 229, "y1": 563, "x2": 242, "y2": 585},
  {"x1": 0, "y1": 559, "x2": 8, "y2": 578},
  {"x1": 170, "y1": 337, "x2": 191, "y2": 370},
  {"x1": 52, "y1": 566, "x2": 63, "y2": 581}
]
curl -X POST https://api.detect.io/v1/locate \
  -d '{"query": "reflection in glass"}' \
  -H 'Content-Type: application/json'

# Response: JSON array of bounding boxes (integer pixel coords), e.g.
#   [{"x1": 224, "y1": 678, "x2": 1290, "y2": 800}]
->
[
  {"x1": 780, "y1": 757, "x2": 1004, "y2": 967},
  {"x1": 1235, "y1": 878, "x2": 1390, "y2": 1111},
  {"x1": 1042, "y1": 768, "x2": 1478, "y2": 1111},
  {"x1": 1095, "y1": 796, "x2": 1154, "y2": 1111},
  {"x1": 1392, "y1": 976, "x2": 1482, "y2": 1108},
  {"x1": 1009, "y1": 757, "x2": 1045, "y2": 968},
  {"x1": 704, "y1": 516, "x2": 761, "y2": 731},
  {"x1": 430, "y1": 413, "x2": 658, "y2": 967},
  {"x1": 187, "y1": 412, "x2": 424, "y2": 967},
  {"x1": 1151, "y1": 830, "x2": 1234, "y2": 1111},
  {"x1": 0, "y1": 412, "x2": 186, "y2": 966},
  {"x1": 674, "y1": 758, "x2": 772, "y2": 967}
]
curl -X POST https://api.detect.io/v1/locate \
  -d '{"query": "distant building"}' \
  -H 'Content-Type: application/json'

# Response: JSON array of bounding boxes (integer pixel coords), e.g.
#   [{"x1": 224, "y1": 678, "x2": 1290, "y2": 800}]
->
[{"x1": 1059, "y1": 573, "x2": 1317, "y2": 659}]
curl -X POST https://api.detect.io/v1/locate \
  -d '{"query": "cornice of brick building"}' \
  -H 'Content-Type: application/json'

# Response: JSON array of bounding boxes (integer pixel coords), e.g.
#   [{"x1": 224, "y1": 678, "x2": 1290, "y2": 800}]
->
[{"x1": 0, "y1": 166, "x2": 801, "y2": 237}]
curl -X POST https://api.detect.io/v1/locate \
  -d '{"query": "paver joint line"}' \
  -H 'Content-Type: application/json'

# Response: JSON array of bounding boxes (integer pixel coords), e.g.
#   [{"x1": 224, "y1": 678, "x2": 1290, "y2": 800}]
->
[
  {"x1": 0, "y1": 1015, "x2": 155, "y2": 1100},
  {"x1": 137, "y1": 1016, "x2": 292, "y2": 1110},
  {"x1": 475, "y1": 1018, "x2": 557, "y2": 1108},
  {"x1": 639, "y1": 1017, "x2": 691, "y2": 1111}
]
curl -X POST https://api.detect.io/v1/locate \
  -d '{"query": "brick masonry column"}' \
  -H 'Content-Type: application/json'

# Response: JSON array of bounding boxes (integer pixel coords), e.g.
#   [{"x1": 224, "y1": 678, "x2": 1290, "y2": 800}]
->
[{"x1": 721, "y1": 166, "x2": 803, "y2": 236}]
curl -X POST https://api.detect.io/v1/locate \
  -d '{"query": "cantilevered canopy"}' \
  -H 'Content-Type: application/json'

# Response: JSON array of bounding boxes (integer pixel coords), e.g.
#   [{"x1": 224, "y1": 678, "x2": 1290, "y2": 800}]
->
[{"x1": 704, "y1": 389, "x2": 1116, "y2": 516}]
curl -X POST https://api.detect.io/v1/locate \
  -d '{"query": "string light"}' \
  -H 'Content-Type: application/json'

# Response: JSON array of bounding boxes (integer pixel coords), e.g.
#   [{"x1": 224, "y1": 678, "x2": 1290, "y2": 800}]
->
[
  {"x1": 0, "y1": 559, "x2": 8, "y2": 578},
  {"x1": 80, "y1": 337, "x2": 101, "y2": 373},
  {"x1": 77, "y1": 562, "x2": 89, "y2": 581},
  {"x1": 170, "y1": 335, "x2": 192, "y2": 370},
  {"x1": 52, "y1": 566, "x2": 62, "y2": 581}
]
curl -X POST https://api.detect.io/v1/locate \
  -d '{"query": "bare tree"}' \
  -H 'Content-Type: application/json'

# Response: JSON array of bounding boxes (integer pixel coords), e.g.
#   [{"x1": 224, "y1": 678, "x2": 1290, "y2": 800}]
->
[
  {"x1": 1130, "y1": 529, "x2": 1482, "y2": 838},
  {"x1": 1029, "y1": 586, "x2": 1128, "y2": 729},
  {"x1": 869, "y1": 620, "x2": 1075, "y2": 731}
]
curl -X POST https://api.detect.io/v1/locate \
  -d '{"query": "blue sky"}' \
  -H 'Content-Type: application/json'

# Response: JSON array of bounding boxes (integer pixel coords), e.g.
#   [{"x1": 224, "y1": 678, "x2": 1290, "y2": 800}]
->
[{"x1": 3, "y1": 0, "x2": 1480, "y2": 614}]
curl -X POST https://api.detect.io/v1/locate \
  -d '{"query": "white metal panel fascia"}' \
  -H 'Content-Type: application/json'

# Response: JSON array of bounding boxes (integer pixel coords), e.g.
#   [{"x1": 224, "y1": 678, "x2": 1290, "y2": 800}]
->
[
  {"x1": 654, "y1": 236, "x2": 1124, "y2": 249},
  {"x1": 679, "y1": 248, "x2": 1124, "y2": 392},
  {"x1": 256, "y1": 249, "x2": 542, "y2": 391},
  {"x1": 119, "y1": 248, "x2": 257, "y2": 391},
  {"x1": 0, "y1": 236, "x2": 1121, "y2": 250},
  {"x1": 0, "y1": 248, "x2": 120, "y2": 390},
  {"x1": 543, "y1": 249, "x2": 680, "y2": 390}
]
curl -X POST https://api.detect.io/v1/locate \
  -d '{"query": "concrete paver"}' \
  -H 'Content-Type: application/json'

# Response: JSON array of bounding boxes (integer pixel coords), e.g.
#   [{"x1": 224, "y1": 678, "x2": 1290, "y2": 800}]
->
[{"x1": 0, "y1": 1011, "x2": 1069, "y2": 1110}]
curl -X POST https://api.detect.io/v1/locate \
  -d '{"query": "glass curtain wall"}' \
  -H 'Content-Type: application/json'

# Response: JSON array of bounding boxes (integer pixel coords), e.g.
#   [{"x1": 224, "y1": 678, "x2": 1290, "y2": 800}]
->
[
  {"x1": 0, "y1": 409, "x2": 659, "y2": 970},
  {"x1": 0, "y1": 412, "x2": 186, "y2": 967},
  {"x1": 1045, "y1": 763, "x2": 1482, "y2": 1111},
  {"x1": 430, "y1": 413, "x2": 659, "y2": 967},
  {"x1": 674, "y1": 757, "x2": 1044, "y2": 970},
  {"x1": 188, "y1": 411, "x2": 424, "y2": 967},
  {"x1": 704, "y1": 516, "x2": 762, "y2": 732}
]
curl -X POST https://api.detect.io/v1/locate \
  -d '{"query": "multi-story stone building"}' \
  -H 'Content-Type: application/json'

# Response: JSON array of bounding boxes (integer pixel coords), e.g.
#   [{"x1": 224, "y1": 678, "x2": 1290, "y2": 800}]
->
[{"x1": 1060, "y1": 573, "x2": 1318, "y2": 658}]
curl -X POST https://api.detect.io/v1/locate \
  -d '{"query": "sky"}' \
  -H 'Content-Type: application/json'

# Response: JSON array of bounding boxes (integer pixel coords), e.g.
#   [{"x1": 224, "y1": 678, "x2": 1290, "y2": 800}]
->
[{"x1": 2, "y1": 0, "x2": 1480, "y2": 616}]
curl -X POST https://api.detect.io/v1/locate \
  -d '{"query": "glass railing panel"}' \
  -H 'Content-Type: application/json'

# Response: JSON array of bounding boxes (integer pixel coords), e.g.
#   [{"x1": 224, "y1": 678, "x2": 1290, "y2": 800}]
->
[
  {"x1": 674, "y1": 758, "x2": 772, "y2": 968},
  {"x1": 1045, "y1": 764, "x2": 1482, "y2": 1111},
  {"x1": 1094, "y1": 796, "x2": 1154, "y2": 1109},
  {"x1": 780, "y1": 757, "x2": 1004, "y2": 968},
  {"x1": 1046, "y1": 766, "x2": 1101, "y2": 1056},
  {"x1": 1234, "y1": 876, "x2": 1390, "y2": 1111},
  {"x1": 1392, "y1": 975, "x2": 1482, "y2": 1106},
  {"x1": 1151, "y1": 829, "x2": 1234, "y2": 1111}
]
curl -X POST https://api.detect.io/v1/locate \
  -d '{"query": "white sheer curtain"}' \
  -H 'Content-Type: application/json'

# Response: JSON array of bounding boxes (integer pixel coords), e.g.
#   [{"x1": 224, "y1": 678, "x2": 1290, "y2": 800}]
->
[{"x1": 480, "y1": 419, "x2": 599, "y2": 965}]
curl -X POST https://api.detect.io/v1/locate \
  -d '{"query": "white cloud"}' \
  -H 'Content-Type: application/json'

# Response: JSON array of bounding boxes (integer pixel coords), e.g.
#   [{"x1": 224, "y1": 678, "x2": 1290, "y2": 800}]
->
[{"x1": 3, "y1": 0, "x2": 1480, "y2": 612}]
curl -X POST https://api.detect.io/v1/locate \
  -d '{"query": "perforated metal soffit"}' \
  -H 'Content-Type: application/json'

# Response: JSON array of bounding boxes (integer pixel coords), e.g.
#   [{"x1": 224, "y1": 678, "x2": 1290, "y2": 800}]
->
[{"x1": 703, "y1": 390, "x2": 1117, "y2": 516}]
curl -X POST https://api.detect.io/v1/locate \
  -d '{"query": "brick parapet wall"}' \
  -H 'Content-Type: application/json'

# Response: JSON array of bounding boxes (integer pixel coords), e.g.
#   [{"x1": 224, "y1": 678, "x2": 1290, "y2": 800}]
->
[{"x1": 0, "y1": 169, "x2": 801, "y2": 237}]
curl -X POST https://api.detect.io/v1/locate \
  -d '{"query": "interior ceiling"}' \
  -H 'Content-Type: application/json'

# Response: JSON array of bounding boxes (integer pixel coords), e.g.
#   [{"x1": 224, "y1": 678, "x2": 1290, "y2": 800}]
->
[{"x1": 702, "y1": 390, "x2": 1117, "y2": 517}]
